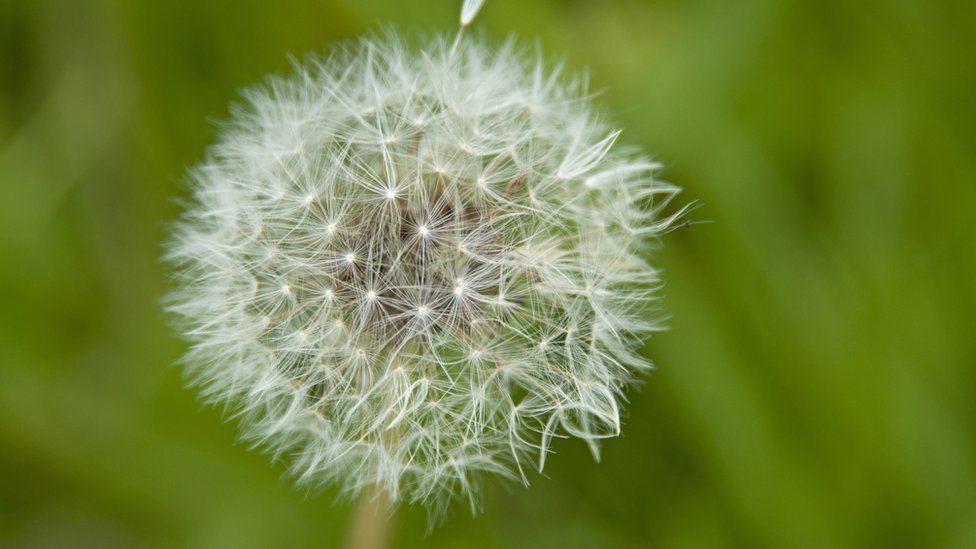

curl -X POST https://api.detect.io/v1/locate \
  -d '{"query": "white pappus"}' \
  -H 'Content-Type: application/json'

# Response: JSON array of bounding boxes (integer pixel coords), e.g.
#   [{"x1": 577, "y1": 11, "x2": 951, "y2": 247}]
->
[{"x1": 166, "y1": 24, "x2": 682, "y2": 517}]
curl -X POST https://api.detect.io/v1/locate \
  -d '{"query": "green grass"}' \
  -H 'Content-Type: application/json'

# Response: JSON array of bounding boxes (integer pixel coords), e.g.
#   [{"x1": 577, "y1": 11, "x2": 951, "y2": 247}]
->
[{"x1": 1, "y1": 0, "x2": 974, "y2": 547}]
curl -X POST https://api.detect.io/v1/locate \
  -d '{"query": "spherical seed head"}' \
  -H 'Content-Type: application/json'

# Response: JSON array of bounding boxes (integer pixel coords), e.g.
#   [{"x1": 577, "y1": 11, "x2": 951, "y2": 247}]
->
[{"x1": 167, "y1": 33, "x2": 680, "y2": 516}]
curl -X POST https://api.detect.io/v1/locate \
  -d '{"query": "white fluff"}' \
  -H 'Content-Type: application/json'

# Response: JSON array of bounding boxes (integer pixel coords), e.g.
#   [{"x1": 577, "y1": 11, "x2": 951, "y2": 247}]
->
[
  {"x1": 167, "y1": 33, "x2": 680, "y2": 517},
  {"x1": 460, "y1": 0, "x2": 487, "y2": 26}
]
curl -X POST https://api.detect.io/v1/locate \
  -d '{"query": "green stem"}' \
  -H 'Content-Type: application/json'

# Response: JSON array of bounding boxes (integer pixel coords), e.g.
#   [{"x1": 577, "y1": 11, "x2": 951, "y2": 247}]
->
[{"x1": 344, "y1": 486, "x2": 393, "y2": 549}]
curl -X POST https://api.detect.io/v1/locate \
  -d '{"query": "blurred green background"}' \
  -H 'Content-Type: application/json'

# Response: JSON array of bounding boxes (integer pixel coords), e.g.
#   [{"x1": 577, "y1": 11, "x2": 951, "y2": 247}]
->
[{"x1": 2, "y1": 0, "x2": 975, "y2": 547}]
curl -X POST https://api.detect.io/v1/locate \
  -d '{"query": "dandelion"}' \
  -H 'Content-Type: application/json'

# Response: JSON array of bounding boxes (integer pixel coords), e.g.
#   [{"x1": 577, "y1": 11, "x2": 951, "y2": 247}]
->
[{"x1": 166, "y1": 0, "x2": 681, "y2": 521}]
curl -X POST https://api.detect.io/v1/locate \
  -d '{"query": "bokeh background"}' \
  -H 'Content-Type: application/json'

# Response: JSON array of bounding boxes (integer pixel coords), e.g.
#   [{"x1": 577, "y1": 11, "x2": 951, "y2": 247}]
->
[{"x1": 2, "y1": 0, "x2": 974, "y2": 547}]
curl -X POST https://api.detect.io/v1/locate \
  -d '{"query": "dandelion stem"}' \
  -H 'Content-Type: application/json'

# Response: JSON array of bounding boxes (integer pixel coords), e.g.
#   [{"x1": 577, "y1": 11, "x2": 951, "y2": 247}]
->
[{"x1": 344, "y1": 485, "x2": 393, "y2": 549}]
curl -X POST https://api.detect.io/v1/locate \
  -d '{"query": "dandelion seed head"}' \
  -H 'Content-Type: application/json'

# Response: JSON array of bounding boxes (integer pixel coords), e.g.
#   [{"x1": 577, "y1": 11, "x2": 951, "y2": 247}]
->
[{"x1": 166, "y1": 32, "x2": 679, "y2": 517}]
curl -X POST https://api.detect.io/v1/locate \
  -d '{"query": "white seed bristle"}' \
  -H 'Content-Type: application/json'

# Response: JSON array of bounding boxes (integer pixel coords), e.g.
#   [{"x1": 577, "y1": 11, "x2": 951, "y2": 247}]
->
[{"x1": 461, "y1": 0, "x2": 487, "y2": 27}]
